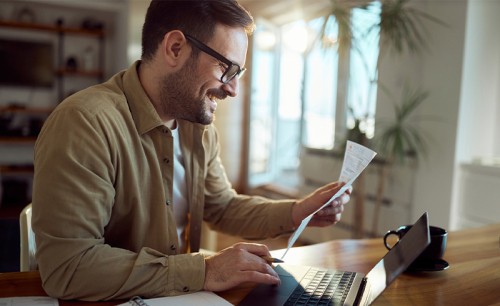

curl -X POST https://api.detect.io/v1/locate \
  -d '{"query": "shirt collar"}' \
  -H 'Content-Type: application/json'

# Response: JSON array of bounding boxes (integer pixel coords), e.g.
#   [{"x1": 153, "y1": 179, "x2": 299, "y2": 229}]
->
[{"x1": 122, "y1": 60, "x2": 163, "y2": 135}]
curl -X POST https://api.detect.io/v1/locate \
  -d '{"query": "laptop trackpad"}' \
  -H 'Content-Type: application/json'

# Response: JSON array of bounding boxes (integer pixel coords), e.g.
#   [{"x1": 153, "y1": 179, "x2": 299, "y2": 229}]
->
[{"x1": 238, "y1": 265, "x2": 308, "y2": 306}]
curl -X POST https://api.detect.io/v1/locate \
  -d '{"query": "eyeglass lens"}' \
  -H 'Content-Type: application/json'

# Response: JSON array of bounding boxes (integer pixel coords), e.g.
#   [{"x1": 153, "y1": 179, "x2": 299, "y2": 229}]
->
[{"x1": 223, "y1": 65, "x2": 245, "y2": 84}]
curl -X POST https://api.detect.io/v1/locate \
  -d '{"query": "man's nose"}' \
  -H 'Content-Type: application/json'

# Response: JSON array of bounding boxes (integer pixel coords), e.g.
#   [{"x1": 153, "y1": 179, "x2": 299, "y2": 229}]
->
[{"x1": 221, "y1": 77, "x2": 239, "y2": 97}]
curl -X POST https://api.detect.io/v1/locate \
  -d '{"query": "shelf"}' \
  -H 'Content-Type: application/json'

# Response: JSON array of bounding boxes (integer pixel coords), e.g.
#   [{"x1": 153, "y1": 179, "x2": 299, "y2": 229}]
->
[
  {"x1": 0, "y1": 107, "x2": 53, "y2": 115},
  {"x1": 0, "y1": 165, "x2": 34, "y2": 175},
  {"x1": 0, "y1": 20, "x2": 104, "y2": 37}
]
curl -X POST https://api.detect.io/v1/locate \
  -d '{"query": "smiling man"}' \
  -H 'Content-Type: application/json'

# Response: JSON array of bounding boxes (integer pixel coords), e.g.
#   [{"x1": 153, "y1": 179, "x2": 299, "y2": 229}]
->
[{"x1": 32, "y1": 0, "x2": 351, "y2": 301}]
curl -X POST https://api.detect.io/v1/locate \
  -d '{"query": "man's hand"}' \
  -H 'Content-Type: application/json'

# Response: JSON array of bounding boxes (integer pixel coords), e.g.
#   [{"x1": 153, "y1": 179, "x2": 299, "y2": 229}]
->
[
  {"x1": 292, "y1": 181, "x2": 352, "y2": 227},
  {"x1": 203, "y1": 242, "x2": 281, "y2": 292}
]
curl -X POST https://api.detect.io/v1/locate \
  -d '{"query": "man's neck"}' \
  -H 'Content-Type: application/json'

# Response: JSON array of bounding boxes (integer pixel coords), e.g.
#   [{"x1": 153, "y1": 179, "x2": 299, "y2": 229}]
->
[{"x1": 138, "y1": 60, "x2": 177, "y2": 130}]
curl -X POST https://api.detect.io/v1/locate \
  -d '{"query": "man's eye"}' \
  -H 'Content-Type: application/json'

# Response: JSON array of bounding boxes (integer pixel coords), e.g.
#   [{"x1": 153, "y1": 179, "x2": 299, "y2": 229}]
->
[{"x1": 218, "y1": 62, "x2": 228, "y2": 71}]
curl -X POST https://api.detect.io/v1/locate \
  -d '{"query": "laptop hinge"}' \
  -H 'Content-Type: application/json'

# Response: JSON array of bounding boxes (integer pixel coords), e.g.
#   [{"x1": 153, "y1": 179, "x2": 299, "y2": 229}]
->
[{"x1": 353, "y1": 277, "x2": 368, "y2": 306}]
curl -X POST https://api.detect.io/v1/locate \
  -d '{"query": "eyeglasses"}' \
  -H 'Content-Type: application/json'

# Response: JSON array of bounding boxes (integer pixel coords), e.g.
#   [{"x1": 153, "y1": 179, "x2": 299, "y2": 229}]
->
[{"x1": 185, "y1": 34, "x2": 246, "y2": 84}]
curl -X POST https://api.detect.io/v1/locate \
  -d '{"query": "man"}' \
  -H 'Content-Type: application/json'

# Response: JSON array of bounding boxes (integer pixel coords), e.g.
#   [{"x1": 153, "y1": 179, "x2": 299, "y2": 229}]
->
[{"x1": 32, "y1": 0, "x2": 351, "y2": 301}]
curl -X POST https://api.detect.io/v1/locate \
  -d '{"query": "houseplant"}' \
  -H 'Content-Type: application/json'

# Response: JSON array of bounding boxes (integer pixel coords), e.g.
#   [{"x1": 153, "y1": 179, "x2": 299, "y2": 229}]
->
[
  {"x1": 370, "y1": 84, "x2": 435, "y2": 234},
  {"x1": 320, "y1": 0, "x2": 444, "y2": 237}
]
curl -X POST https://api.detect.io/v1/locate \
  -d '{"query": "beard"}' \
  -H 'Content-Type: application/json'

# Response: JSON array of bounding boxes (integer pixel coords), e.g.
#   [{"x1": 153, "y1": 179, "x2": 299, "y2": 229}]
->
[{"x1": 158, "y1": 57, "x2": 228, "y2": 125}]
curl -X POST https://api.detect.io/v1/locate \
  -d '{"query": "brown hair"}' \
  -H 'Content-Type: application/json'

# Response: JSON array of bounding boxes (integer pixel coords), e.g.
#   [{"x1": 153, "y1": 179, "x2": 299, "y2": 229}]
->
[{"x1": 141, "y1": 0, "x2": 254, "y2": 61}]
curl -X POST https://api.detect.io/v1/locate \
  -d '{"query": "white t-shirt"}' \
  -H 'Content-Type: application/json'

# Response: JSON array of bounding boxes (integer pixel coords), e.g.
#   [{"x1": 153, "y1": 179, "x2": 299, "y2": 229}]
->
[{"x1": 170, "y1": 127, "x2": 188, "y2": 253}]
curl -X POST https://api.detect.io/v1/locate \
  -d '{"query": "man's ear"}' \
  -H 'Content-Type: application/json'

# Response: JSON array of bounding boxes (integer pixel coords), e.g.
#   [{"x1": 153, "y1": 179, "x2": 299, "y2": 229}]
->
[{"x1": 161, "y1": 30, "x2": 190, "y2": 67}]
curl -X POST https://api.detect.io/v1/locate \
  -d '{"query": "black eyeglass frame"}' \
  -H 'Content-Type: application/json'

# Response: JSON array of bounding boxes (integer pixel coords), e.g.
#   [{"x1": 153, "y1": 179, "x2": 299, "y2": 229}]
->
[{"x1": 184, "y1": 34, "x2": 246, "y2": 84}]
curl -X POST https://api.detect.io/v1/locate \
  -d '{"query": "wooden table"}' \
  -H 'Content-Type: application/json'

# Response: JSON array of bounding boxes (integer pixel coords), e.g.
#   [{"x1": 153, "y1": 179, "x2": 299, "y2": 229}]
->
[{"x1": 1, "y1": 224, "x2": 499, "y2": 305}]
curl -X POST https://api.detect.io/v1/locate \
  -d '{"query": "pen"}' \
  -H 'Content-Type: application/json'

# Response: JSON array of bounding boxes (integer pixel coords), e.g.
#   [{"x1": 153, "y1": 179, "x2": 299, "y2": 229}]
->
[{"x1": 261, "y1": 256, "x2": 284, "y2": 264}]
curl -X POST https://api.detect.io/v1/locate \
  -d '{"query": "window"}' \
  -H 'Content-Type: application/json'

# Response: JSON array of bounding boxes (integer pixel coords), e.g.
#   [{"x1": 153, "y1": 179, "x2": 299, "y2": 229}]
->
[
  {"x1": 247, "y1": 21, "x2": 279, "y2": 186},
  {"x1": 247, "y1": 3, "x2": 380, "y2": 189},
  {"x1": 302, "y1": 17, "x2": 340, "y2": 149},
  {"x1": 346, "y1": 4, "x2": 381, "y2": 139}
]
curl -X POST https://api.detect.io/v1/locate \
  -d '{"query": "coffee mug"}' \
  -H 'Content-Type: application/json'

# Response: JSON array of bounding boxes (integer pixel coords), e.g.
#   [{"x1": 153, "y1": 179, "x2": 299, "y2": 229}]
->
[{"x1": 383, "y1": 225, "x2": 448, "y2": 262}]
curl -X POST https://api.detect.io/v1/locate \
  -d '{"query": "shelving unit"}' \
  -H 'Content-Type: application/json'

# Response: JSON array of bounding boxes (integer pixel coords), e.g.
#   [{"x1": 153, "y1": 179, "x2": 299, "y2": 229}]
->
[
  {"x1": 0, "y1": 20, "x2": 105, "y2": 142},
  {"x1": 0, "y1": 18, "x2": 106, "y2": 213},
  {"x1": 0, "y1": 1, "x2": 125, "y2": 273},
  {"x1": 0, "y1": 20, "x2": 105, "y2": 101}
]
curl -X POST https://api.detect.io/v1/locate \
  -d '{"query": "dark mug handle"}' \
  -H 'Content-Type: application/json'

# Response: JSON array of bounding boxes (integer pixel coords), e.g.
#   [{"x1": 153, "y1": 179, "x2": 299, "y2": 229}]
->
[{"x1": 383, "y1": 230, "x2": 402, "y2": 250}]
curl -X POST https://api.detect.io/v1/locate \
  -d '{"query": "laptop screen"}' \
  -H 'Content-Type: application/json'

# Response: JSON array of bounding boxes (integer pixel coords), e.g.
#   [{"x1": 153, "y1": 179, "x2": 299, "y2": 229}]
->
[{"x1": 364, "y1": 212, "x2": 430, "y2": 305}]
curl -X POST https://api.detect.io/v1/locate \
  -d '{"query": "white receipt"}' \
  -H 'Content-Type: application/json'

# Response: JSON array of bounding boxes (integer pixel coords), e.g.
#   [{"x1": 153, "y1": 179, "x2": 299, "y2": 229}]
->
[{"x1": 281, "y1": 141, "x2": 376, "y2": 259}]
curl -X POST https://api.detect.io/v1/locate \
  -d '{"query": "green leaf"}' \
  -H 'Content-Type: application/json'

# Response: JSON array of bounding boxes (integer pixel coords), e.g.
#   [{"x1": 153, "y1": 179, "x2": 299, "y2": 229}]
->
[{"x1": 374, "y1": 85, "x2": 432, "y2": 165}]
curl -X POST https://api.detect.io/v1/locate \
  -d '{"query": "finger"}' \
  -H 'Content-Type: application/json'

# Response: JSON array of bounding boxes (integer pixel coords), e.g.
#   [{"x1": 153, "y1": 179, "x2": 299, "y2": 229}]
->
[
  {"x1": 330, "y1": 192, "x2": 351, "y2": 207},
  {"x1": 239, "y1": 253, "x2": 279, "y2": 274},
  {"x1": 319, "y1": 183, "x2": 350, "y2": 206},
  {"x1": 312, "y1": 214, "x2": 340, "y2": 223},
  {"x1": 238, "y1": 260, "x2": 281, "y2": 284},
  {"x1": 204, "y1": 245, "x2": 280, "y2": 291},
  {"x1": 234, "y1": 242, "x2": 272, "y2": 257},
  {"x1": 250, "y1": 261, "x2": 280, "y2": 279},
  {"x1": 320, "y1": 181, "x2": 343, "y2": 191},
  {"x1": 310, "y1": 213, "x2": 342, "y2": 227},
  {"x1": 315, "y1": 203, "x2": 344, "y2": 216},
  {"x1": 341, "y1": 192, "x2": 351, "y2": 204},
  {"x1": 313, "y1": 210, "x2": 343, "y2": 222},
  {"x1": 346, "y1": 185, "x2": 353, "y2": 194},
  {"x1": 315, "y1": 182, "x2": 344, "y2": 200},
  {"x1": 309, "y1": 219, "x2": 336, "y2": 227},
  {"x1": 240, "y1": 270, "x2": 281, "y2": 286}
]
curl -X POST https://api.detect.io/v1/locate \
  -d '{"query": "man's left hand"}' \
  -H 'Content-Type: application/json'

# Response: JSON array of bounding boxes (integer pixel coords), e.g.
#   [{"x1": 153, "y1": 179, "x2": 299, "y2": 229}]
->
[{"x1": 291, "y1": 181, "x2": 352, "y2": 227}]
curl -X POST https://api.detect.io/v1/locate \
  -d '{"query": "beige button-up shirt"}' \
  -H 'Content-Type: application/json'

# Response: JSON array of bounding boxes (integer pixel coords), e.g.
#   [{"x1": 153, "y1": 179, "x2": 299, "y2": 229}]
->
[{"x1": 32, "y1": 61, "x2": 296, "y2": 301}]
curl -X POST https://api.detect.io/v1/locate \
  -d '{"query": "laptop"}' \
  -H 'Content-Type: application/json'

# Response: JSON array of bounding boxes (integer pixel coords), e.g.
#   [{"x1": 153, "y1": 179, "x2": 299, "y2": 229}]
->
[{"x1": 238, "y1": 212, "x2": 431, "y2": 306}]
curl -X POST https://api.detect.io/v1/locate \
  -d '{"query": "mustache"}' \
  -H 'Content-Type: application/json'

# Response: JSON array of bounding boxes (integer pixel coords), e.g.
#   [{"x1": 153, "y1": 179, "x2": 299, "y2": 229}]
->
[{"x1": 207, "y1": 88, "x2": 228, "y2": 100}]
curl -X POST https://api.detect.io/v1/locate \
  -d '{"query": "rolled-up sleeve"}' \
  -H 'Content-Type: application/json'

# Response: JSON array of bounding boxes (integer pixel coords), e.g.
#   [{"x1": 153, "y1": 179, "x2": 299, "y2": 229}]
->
[{"x1": 200, "y1": 126, "x2": 297, "y2": 239}]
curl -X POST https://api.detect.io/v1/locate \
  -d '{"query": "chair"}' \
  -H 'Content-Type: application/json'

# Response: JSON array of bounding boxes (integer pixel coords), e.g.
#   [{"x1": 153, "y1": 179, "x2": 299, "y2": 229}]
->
[{"x1": 19, "y1": 203, "x2": 37, "y2": 271}]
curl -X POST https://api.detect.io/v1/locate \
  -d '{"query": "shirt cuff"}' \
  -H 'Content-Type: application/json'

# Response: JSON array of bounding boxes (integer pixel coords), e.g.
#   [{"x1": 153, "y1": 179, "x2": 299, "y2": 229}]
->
[
  {"x1": 165, "y1": 252, "x2": 205, "y2": 295},
  {"x1": 267, "y1": 200, "x2": 296, "y2": 237}
]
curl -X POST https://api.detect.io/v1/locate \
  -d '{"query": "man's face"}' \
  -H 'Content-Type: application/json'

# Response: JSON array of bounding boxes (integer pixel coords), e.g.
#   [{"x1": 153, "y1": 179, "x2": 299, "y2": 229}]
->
[{"x1": 159, "y1": 25, "x2": 248, "y2": 125}]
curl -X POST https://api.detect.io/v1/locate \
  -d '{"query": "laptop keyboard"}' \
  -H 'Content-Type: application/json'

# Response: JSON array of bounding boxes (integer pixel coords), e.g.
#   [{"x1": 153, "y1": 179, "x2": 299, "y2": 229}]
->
[{"x1": 284, "y1": 268, "x2": 356, "y2": 306}]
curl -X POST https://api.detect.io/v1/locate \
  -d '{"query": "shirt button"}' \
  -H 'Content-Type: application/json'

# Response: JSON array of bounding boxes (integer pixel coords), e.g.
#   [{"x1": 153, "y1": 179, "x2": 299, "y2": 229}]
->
[
  {"x1": 162, "y1": 128, "x2": 169, "y2": 134},
  {"x1": 163, "y1": 157, "x2": 170, "y2": 164},
  {"x1": 170, "y1": 244, "x2": 176, "y2": 251},
  {"x1": 183, "y1": 286, "x2": 189, "y2": 292},
  {"x1": 166, "y1": 200, "x2": 170, "y2": 206}
]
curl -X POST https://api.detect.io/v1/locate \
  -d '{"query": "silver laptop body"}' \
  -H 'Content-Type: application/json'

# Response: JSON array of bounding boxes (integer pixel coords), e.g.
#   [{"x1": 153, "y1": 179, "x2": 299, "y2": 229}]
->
[{"x1": 238, "y1": 212, "x2": 431, "y2": 306}]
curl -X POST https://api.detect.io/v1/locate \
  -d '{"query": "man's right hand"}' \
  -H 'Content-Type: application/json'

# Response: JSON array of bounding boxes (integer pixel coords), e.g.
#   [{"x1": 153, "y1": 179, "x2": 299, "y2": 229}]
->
[{"x1": 203, "y1": 242, "x2": 281, "y2": 292}]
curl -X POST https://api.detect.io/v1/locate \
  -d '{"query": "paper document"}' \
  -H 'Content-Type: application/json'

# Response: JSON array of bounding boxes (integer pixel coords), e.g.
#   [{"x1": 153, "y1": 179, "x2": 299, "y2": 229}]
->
[
  {"x1": 0, "y1": 297, "x2": 58, "y2": 306},
  {"x1": 119, "y1": 291, "x2": 233, "y2": 306},
  {"x1": 281, "y1": 141, "x2": 376, "y2": 259}
]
